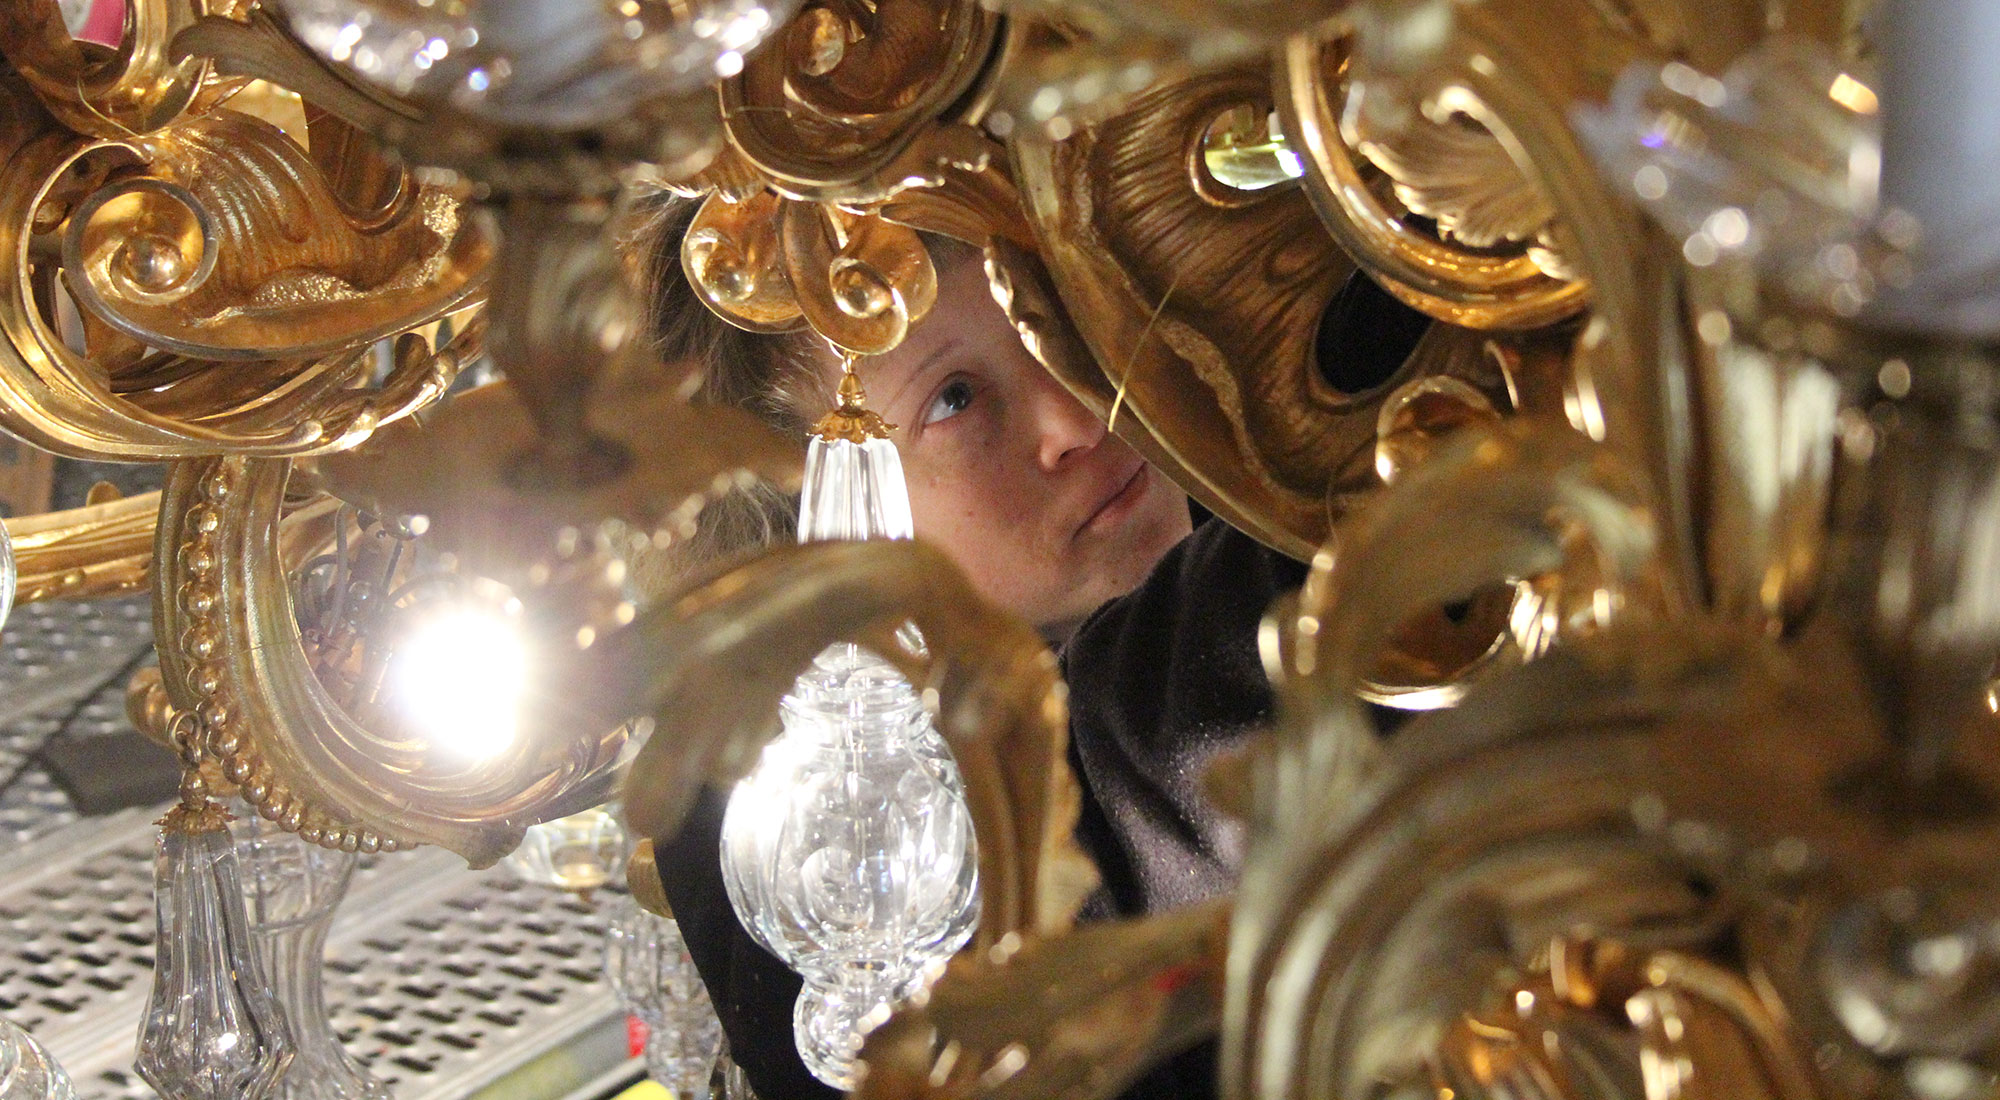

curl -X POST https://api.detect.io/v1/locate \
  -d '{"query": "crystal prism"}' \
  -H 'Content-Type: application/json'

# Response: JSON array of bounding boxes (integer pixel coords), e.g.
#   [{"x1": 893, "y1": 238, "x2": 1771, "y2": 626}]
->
[
  {"x1": 719, "y1": 432, "x2": 980, "y2": 1088},
  {"x1": 604, "y1": 896, "x2": 723, "y2": 1094},
  {"x1": 137, "y1": 805, "x2": 295, "y2": 1100},
  {"x1": 505, "y1": 805, "x2": 633, "y2": 895},
  {"x1": 233, "y1": 807, "x2": 389, "y2": 1100},
  {"x1": 0, "y1": 1017, "x2": 74, "y2": 1100}
]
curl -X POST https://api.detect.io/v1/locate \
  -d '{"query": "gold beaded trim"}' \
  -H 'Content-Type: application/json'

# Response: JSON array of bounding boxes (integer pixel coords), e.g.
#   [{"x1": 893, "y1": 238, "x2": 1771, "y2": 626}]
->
[{"x1": 171, "y1": 459, "x2": 398, "y2": 856}]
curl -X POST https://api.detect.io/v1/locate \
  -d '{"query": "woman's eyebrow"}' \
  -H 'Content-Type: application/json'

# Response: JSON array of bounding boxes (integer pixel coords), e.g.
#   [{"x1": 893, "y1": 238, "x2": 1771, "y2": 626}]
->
[{"x1": 881, "y1": 338, "x2": 961, "y2": 413}]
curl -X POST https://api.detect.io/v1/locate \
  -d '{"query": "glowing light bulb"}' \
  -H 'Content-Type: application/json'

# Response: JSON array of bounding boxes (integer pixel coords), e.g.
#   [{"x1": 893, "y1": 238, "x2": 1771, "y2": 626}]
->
[{"x1": 385, "y1": 605, "x2": 528, "y2": 760}]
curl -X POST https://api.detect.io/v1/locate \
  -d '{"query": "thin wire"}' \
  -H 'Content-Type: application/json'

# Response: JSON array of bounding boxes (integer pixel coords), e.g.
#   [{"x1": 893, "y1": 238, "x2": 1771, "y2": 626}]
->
[{"x1": 1107, "y1": 268, "x2": 1187, "y2": 432}]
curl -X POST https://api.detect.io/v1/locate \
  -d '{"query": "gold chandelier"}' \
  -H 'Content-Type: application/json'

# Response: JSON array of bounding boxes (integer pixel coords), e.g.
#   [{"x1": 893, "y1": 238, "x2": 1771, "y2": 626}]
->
[{"x1": 0, "y1": 0, "x2": 1995, "y2": 1098}]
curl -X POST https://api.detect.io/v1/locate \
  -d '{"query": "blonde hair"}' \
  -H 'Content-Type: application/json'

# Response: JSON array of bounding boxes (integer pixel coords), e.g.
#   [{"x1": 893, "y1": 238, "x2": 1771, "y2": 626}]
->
[{"x1": 630, "y1": 192, "x2": 822, "y2": 584}]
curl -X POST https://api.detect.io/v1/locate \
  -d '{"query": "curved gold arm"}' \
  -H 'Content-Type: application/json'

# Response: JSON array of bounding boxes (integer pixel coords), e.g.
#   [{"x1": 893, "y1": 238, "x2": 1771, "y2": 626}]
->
[
  {"x1": 1432, "y1": 938, "x2": 1819, "y2": 1100},
  {"x1": 858, "y1": 897, "x2": 1231, "y2": 1100},
  {"x1": 8, "y1": 489, "x2": 158, "y2": 603},
  {"x1": 1226, "y1": 423, "x2": 1667, "y2": 1100},
  {"x1": 1275, "y1": 33, "x2": 1588, "y2": 331},
  {"x1": 1273, "y1": 0, "x2": 1851, "y2": 613},
  {"x1": 720, "y1": 0, "x2": 1001, "y2": 204},
  {"x1": 0, "y1": 0, "x2": 219, "y2": 138},
  {"x1": 55, "y1": 109, "x2": 489, "y2": 361},
  {"x1": 0, "y1": 104, "x2": 484, "y2": 459},
  {"x1": 600, "y1": 538, "x2": 1099, "y2": 952}
]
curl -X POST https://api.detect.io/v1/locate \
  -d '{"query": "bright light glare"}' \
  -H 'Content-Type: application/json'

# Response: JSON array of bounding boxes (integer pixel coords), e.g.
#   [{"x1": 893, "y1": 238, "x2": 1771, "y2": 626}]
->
[{"x1": 387, "y1": 608, "x2": 529, "y2": 760}]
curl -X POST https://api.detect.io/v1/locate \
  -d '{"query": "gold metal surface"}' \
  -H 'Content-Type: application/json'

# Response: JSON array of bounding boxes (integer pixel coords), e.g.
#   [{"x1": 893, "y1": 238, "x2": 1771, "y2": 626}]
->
[
  {"x1": 55, "y1": 109, "x2": 488, "y2": 361},
  {"x1": 8, "y1": 489, "x2": 157, "y2": 602},
  {"x1": 719, "y1": 0, "x2": 1003, "y2": 204},
  {"x1": 0, "y1": 4, "x2": 1992, "y2": 1099},
  {"x1": 153, "y1": 454, "x2": 636, "y2": 863},
  {"x1": 859, "y1": 899, "x2": 1231, "y2": 1100},
  {"x1": 814, "y1": 369, "x2": 897, "y2": 443},
  {"x1": 0, "y1": 78, "x2": 485, "y2": 459},
  {"x1": 1276, "y1": 32, "x2": 1588, "y2": 331}
]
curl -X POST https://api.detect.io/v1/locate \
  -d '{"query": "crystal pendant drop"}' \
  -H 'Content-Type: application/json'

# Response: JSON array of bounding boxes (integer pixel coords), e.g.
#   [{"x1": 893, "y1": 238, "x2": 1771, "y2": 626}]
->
[
  {"x1": 505, "y1": 805, "x2": 634, "y2": 896},
  {"x1": 718, "y1": 401, "x2": 980, "y2": 1089},
  {"x1": 0, "y1": 1017, "x2": 75, "y2": 1100},
  {"x1": 137, "y1": 803, "x2": 295, "y2": 1100},
  {"x1": 0, "y1": 518, "x2": 17, "y2": 639},
  {"x1": 232, "y1": 806, "x2": 389, "y2": 1100},
  {"x1": 604, "y1": 897, "x2": 723, "y2": 1094}
]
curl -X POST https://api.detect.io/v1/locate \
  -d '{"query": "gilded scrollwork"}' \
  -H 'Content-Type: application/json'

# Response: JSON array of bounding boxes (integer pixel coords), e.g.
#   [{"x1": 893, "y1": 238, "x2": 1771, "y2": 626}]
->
[
  {"x1": 858, "y1": 898, "x2": 1231, "y2": 1100},
  {"x1": 55, "y1": 108, "x2": 488, "y2": 360},
  {"x1": 1010, "y1": 62, "x2": 1573, "y2": 562},
  {"x1": 1276, "y1": 31, "x2": 1589, "y2": 332},
  {"x1": 0, "y1": 69, "x2": 487, "y2": 460},
  {"x1": 0, "y1": 0, "x2": 238, "y2": 139},
  {"x1": 720, "y1": 0, "x2": 1002, "y2": 204},
  {"x1": 680, "y1": 130, "x2": 1031, "y2": 356}
]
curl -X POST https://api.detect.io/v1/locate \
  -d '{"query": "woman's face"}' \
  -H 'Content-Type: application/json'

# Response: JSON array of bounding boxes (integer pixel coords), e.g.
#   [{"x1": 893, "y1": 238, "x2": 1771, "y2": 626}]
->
[{"x1": 810, "y1": 256, "x2": 1192, "y2": 633}]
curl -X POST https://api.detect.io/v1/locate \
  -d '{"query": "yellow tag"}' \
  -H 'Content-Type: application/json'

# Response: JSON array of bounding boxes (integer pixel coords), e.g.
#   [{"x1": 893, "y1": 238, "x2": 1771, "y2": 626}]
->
[{"x1": 612, "y1": 1082, "x2": 672, "y2": 1100}]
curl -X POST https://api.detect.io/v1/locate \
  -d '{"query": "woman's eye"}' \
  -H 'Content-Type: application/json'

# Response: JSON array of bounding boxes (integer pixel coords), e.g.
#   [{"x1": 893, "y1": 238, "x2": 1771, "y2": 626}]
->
[{"x1": 921, "y1": 379, "x2": 976, "y2": 426}]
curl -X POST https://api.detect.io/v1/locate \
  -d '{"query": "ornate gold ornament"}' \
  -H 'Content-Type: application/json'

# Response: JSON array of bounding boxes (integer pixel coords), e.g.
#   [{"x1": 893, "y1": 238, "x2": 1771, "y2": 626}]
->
[{"x1": 0, "y1": 0, "x2": 1994, "y2": 1098}]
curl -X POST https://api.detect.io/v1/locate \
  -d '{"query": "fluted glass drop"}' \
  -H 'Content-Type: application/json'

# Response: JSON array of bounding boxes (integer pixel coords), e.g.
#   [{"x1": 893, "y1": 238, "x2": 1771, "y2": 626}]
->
[
  {"x1": 0, "y1": 519, "x2": 16, "y2": 639},
  {"x1": 505, "y1": 805, "x2": 634, "y2": 895},
  {"x1": 0, "y1": 1018, "x2": 74, "y2": 1100},
  {"x1": 720, "y1": 433, "x2": 980, "y2": 1088},
  {"x1": 233, "y1": 808, "x2": 389, "y2": 1100},
  {"x1": 136, "y1": 810, "x2": 294, "y2": 1100},
  {"x1": 797, "y1": 435, "x2": 914, "y2": 543},
  {"x1": 604, "y1": 897, "x2": 722, "y2": 1094}
]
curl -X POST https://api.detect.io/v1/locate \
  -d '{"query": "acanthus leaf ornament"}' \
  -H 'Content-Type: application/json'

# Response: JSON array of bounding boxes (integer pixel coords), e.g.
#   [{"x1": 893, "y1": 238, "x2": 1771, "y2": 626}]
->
[
  {"x1": 0, "y1": 71, "x2": 487, "y2": 461},
  {"x1": 55, "y1": 109, "x2": 490, "y2": 362},
  {"x1": 719, "y1": 0, "x2": 1001, "y2": 205}
]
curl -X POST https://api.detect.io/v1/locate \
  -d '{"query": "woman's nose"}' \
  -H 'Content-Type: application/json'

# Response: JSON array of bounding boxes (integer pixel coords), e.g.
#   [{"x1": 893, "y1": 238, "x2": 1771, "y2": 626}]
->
[{"x1": 1032, "y1": 372, "x2": 1109, "y2": 470}]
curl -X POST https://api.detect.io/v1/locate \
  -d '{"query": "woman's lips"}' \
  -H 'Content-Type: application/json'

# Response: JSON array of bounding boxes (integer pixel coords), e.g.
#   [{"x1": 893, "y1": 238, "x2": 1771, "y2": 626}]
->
[{"x1": 1078, "y1": 462, "x2": 1150, "y2": 539}]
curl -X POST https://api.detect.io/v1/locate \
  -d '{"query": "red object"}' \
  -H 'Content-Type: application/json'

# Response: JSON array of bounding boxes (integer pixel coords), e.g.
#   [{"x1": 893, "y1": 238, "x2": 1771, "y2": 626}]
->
[
  {"x1": 626, "y1": 1015, "x2": 650, "y2": 1059},
  {"x1": 75, "y1": 0, "x2": 124, "y2": 48}
]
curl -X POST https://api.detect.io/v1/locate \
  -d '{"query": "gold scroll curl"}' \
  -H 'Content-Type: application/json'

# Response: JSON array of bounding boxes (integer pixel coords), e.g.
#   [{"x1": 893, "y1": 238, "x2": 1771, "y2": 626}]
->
[
  {"x1": 681, "y1": 127, "x2": 1035, "y2": 356},
  {"x1": 54, "y1": 108, "x2": 489, "y2": 361},
  {"x1": 1011, "y1": 62, "x2": 1546, "y2": 561},
  {"x1": 1276, "y1": 32, "x2": 1588, "y2": 332},
  {"x1": 0, "y1": 0, "x2": 237, "y2": 139},
  {"x1": 1276, "y1": 0, "x2": 1855, "y2": 612},
  {"x1": 720, "y1": 0, "x2": 1003, "y2": 205},
  {"x1": 1225, "y1": 424, "x2": 1702, "y2": 1100},
  {"x1": 0, "y1": 100, "x2": 486, "y2": 460},
  {"x1": 858, "y1": 897, "x2": 1233, "y2": 1100}
]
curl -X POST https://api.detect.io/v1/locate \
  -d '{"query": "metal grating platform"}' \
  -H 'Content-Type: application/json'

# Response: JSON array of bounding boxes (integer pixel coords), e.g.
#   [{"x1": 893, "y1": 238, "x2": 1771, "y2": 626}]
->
[{"x1": 0, "y1": 595, "x2": 633, "y2": 1100}]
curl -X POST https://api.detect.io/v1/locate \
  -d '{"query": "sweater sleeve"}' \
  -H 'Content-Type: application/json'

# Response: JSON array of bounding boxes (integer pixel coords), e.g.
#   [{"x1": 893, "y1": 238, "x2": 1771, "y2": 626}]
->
[{"x1": 1059, "y1": 517, "x2": 1308, "y2": 919}]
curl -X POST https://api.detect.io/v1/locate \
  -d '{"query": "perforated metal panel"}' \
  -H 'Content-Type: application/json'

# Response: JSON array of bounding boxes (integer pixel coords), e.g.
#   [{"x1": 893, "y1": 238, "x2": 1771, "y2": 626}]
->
[
  {"x1": 0, "y1": 596, "x2": 155, "y2": 844},
  {"x1": 0, "y1": 596, "x2": 631, "y2": 1100}
]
